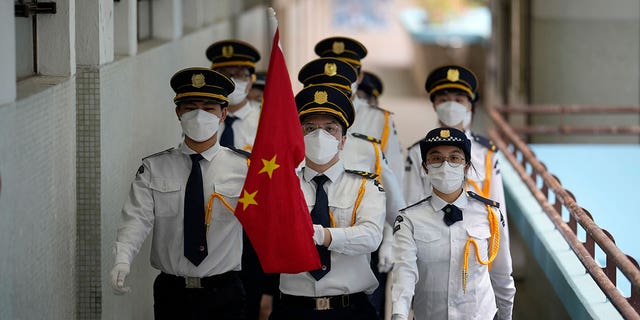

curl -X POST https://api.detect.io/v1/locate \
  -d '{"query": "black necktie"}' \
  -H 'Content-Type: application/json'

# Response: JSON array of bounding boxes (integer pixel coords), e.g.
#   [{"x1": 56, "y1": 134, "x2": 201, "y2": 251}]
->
[
  {"x1": 184, "y1": 154, "x2": 207, "y2": 266},
  {"x1": 309, "y1": 175, "x2": 331, "y2": 280},
  {"x1": 443, "y1": 204, "x2": 463, "y2": 226},
  {"x1": 220, "y1": 115, "x2": 238, "y2": 148}
]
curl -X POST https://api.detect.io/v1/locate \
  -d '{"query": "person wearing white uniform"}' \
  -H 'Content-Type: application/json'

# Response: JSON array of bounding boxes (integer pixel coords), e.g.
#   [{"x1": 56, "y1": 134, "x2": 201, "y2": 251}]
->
[
  {"x1": 269, "y1": 85, "x2": 385, "y2": 320},
  {"x1": 403, "y1": 65, "x2": 507, "y2": 218},
  {"x1": 314, "y1": 36, "x2": 405, "y2": 186},
  {"x1": 207, "y1": 40, "x2": 262, "y2": 152},
  {"x1": 110, "y1": 68, "x2": 250, "y2": 319},
  {"x1": 392, "y1": 127, "x2": 515, "y2": 320}
]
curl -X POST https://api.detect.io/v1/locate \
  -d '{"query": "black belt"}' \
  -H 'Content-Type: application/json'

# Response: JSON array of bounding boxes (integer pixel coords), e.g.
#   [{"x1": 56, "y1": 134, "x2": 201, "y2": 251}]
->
[
  {"x1": 279, "y1": 292, "x2": 367, "y2": 311},
  {"x1": 159, "y1": 271, "x2": 239, "y2": 289}
]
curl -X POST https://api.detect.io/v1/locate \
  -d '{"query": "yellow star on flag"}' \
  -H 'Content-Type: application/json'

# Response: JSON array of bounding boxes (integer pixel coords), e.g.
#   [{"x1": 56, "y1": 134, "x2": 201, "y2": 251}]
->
[
  {"x1": 238, "y1": 189, "x2": 258, "y2": 210},
  {"x1": 258, "y1": 154, "x2": 280, "y2": 179}
]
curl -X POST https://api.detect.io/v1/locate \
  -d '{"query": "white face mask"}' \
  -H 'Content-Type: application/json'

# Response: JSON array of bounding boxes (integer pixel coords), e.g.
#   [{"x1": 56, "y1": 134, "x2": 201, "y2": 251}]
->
[
  {"x1": 353, "y1": 95, "x2": 368, "y2": 113},
  {"x1": 304, "y1": 129, "x2": 340, "y2": 165},
  {"x1": 427, "y1": 162, "x2": 465, "y2": 194},
  {"x1": 180, "y1": 109, "x2": 220, "y2": 142},
  {"x1": 435, "y1": 101, "x2": 471, "y2": 128},
  {"x1": 228, "y1": 78, "x2": 249, "y2": 105}
]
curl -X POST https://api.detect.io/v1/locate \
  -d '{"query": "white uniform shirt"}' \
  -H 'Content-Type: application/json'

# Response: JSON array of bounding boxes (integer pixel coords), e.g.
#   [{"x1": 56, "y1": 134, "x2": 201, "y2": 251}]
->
[
  {"x1": 392, "y1": 192, "x2": 515, "y2": 320},
  {"x1": 403, "y1": 131, "x2": 507, "y2": 214},
  {"x1": 219, "y1": 100, "x2": 261, "y2": 151},
  {"x1": 341, "y1": 133, "x2": 406, "y2": 224},
  {"x1": 350, "y1": 102, "x2": 405, "y2": 185},
  {"x1": 114, "y1": 142, "x2": 248, "y2": 277},
  {"x1": 279, "y1": 160, "x2": 386, "y2": 297}
]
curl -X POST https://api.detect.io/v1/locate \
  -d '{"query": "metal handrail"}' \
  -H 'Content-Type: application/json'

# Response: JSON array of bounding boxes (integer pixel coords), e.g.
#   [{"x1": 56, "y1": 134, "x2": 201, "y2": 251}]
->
[{"x1": 487, "y1": 106, "x2": 640, "y2": 319}]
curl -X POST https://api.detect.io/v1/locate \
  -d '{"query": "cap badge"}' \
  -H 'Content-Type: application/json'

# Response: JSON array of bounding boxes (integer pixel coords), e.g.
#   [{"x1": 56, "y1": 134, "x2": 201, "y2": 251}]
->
[
  {"x1": 440, "y1": 129, "x2": 451, "y2": 138},
  {"x1": 447, "y1": 68, "x2": 460, "y2": 82},
  {"x1": 222, "y1": 45, "x2": 234, "y2": 58},
  {"x1": 324, "y1": 63, "x2": 337, "y2": 76},
  {"x1": 314, "y1": 91, "x2": 328, "y2": 104},
  {"x1": 191, "y1": 74, "x2": 206, "y2": 88},
  {"x1": 332, "y1": 41, "x2": 345, "y2": 54}
]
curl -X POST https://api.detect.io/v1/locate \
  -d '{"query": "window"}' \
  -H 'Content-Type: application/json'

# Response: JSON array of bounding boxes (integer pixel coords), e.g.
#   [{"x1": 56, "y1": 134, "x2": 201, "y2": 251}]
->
[
  {"x1": 14, "y1": 1, "x2": 56, "y2": 80},
  {"x1": 137, "y1": 0, "x2": 153, "y2": 41}
]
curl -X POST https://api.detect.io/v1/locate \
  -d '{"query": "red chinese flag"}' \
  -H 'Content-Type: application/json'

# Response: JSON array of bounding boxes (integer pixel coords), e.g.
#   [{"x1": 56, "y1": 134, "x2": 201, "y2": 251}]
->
[{"x1": 234, "y1": 29, "x2": 320, "y2": 273}]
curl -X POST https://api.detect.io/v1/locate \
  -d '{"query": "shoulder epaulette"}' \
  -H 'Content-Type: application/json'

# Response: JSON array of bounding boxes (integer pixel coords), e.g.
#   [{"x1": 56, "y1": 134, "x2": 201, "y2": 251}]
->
[
  {"x1": 351, "y1": 132, "x2": 381, "y2": 144},
  {"x1": 142, "y1": 147, "x2": 174, "y2": 161},
  {"x1": 230, "y1": 147, "x2": 251, "y2": 158},
  {"x1": 400, "y1": 196, "x2": 432, "y2": 212},
  {"x1": 467, "y1": 191, "x2": 500, "y2": 208},
  {"x1": 369, "y1": 105, "x2": 393, "y2": 114},
  {"x1": 471, "y1": 132, "x2": 499, "y2": 152},
  {"x1": 345, "y1": 169, "x2": 378, "y2": 180}
]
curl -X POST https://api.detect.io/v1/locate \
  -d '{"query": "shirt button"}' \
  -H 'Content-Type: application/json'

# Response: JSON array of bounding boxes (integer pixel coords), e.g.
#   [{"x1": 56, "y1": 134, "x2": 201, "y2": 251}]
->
[
  {"x1": 199, "y1": 246, "x2": 205, "y2": 251},
  {"x1": 321, "y1": 265, "x2": 327, "y2": 270}
]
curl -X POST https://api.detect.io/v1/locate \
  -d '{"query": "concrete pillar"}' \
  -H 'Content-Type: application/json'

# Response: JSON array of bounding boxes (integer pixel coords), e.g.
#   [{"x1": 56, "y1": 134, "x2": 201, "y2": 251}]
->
[
  {"x1": 153, "y1": 0, "x2": 182, "y2": 40},
  {"x1": 0, "y1": 1, "x2": 16, "y2": 104},
  {"x1": 76, "y1": 0, "x2": 114, "y2": 66},
  {"x1": 114, "y1": 0, "x2": 137, "y2": 56}
]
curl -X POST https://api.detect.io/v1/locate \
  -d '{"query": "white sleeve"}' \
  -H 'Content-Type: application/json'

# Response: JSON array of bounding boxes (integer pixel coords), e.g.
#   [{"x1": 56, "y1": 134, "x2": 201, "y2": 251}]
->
[
  {"x1": 489, "y1": 206, "x2": 516, "y2": 320},
  {"x1": 328, "y1": 178, "x2": 386, "y2": 255},
  {"x1": 382, "y1": 117, "x2": 405, "y2": 186},
  {"x1": 402, "y1": 145, "x2": 429, "y2": 205},
  {"x1": 381, "y1": 161, "x2": 407, "y2": 225},
  {"x1": 391, "y1": 214, "x2": 418, "y2": 318},
  {"x1": 114, "y1": 162, "x2": 155, "y2": 265}
]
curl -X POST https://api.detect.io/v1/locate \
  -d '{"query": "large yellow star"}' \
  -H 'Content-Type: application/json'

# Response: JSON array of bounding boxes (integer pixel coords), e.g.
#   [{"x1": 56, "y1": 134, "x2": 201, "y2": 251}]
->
[
  {"x1": 238, "y1": 189, "x2": 258, "y2": 211},
  {"x1": 258, "y1": 154, "x2": 280, "y2": 179}
]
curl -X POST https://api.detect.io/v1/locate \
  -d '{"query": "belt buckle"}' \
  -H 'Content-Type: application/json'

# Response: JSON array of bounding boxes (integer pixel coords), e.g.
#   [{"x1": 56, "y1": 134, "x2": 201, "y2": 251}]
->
[
  {"x1": 315, "y1": 297, "x2": 331, "y2": 310},
  {"x1": 185, "y1": 277, "x2": 202, "y2": 289}
]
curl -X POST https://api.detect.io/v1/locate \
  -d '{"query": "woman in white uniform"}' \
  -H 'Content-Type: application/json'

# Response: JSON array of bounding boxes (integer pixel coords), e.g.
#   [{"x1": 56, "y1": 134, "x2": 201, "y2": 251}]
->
[{"x1": 391, "y1": 127, "x2": 515, "y2": 320}]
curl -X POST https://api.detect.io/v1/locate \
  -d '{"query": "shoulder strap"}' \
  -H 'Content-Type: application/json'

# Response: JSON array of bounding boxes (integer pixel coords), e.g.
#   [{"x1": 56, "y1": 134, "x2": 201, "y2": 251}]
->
[
  {"x1": 350, "y1": 132, "x2": 381, "y2": 144},
  {"x1": 471, "y1": 132, "x2": 499, "y2": 152},
  {"x1": 345, "y1": 169, "x2": 378, "y2": 180},
  {"x1": 229, "y1": 147, "x2": 251, "y2": 158},
  {"x1": 467, "y1": 191, "x2": 500, "y2": 208},
  {"x1": 141, "y1": 147, "x2": 174, "y2": 161},
  {"x1": 400, "y1": 196, "x2": 432, "y2": 212}
]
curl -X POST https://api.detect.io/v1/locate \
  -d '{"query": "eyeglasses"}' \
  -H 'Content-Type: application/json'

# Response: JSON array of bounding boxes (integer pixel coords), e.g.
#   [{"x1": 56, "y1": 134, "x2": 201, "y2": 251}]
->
[
  {"x1": 302, "y1": 122, "x2": 341, "y2": 136},
  {"x1": 426, "y1": 154, "x2": 466, "y2": 167}
]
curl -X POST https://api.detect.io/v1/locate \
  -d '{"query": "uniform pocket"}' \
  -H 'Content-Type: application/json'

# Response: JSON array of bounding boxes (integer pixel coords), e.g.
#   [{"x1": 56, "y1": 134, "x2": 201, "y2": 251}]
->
[
  {"x1": 210, "y1": 187, "x2": 238, "y2": 221},
  {"x1": 149, "y1": 178, "x2": 182, "y2": 217},
  {"x1": 466, "y1": 225, "x2": 491, "y2": 260},
  {"x1": 414, "y1": 228, "x2": 445, "y2": 262}
]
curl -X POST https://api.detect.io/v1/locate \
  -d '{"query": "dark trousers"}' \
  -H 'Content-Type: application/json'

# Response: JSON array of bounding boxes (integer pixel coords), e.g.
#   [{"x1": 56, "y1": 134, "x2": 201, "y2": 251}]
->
[
  {"x1": 368, "y1": 248, "x2": 387, "y2": 318},
  {"x1": 153, "y1": 271, "x2": 247, "y2": 320},
  {"x1": 269, "y1": 292, "x2": 378, "y2": 320}
]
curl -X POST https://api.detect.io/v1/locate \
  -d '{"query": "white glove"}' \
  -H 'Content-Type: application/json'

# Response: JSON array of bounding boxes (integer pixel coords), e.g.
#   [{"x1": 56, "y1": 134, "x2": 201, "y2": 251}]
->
[
  {"x1": 378, "y1": 240, "x2": 393, "y2": 273},
  {"x1": 110, "y1": 263, "x2": 131, "y2": 295},
  {"x1": 391, "y1": 314, "x2": 408, "y2": 320},
  {"x1": 312, "y1": 224, "x2": 325, "y2": 246},
  {"x1": 378, "y1": 223, "x2": 394, "y2": 273}
]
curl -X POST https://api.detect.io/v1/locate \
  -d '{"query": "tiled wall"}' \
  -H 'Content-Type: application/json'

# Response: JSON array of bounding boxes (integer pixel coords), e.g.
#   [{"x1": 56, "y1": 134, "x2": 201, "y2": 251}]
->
[
  {"x1": 0, "y1": 79, "x2": 77, "y2": 320},
  {"x1": 76, "y1": 65, "x2": 102, "y2": 319},
  {"x1": 98, "y1": 22, "x2": 232, "y2": 320}
]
